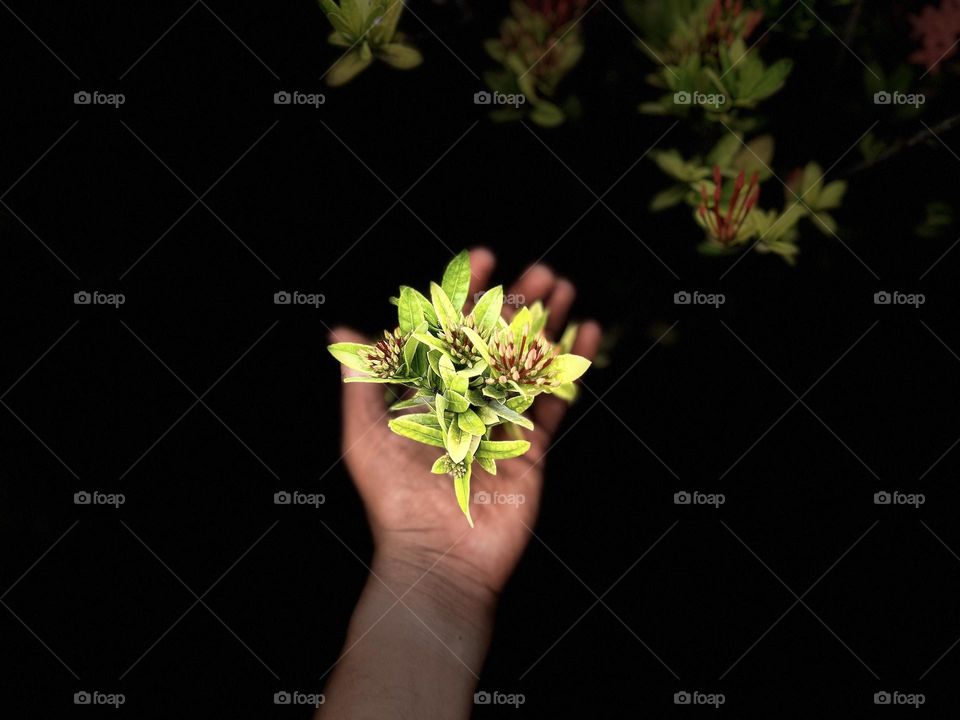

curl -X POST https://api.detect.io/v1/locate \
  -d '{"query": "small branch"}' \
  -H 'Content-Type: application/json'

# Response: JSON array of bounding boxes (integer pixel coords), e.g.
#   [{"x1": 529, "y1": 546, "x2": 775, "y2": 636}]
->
[{"x1": 843, "y1": 111, "x2": 960, "y2": 177}]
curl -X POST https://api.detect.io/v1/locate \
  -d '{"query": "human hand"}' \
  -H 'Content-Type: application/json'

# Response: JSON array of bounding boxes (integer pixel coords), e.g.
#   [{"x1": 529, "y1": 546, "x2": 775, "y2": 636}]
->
[{"x1": 329, "y1": 249, "x2": 601, "y2": 607}]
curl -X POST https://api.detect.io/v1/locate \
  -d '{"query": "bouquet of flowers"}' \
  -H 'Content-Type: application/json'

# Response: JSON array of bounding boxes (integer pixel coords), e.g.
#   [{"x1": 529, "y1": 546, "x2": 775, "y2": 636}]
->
[{"x1": 328, "y1": 250, "x2": 590, "y2": 525}]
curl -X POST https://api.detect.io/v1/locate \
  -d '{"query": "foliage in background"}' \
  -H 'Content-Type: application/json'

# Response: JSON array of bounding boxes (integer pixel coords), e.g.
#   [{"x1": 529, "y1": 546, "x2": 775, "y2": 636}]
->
[
  {"x1": 483, "y1": 0, "x2": 587, "y2": 127},
  {"x1": 319, "y1": 0, "x2": 422, "y2": 86},
  {"x1": 327, "y1": 251, "x2": 590, "y2": 526},
  {"x1": 628, "y1": 0, "x2": 849, "y2": 262},
  {"x1": 908, "y1": 0, "x2": 960, "y2": 71}
]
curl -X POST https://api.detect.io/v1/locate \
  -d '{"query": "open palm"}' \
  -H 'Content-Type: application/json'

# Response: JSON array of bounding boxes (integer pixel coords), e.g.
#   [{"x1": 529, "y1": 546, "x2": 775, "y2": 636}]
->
[{"x1": 330, "y1": 249, "x2": 601, "y2": 596}]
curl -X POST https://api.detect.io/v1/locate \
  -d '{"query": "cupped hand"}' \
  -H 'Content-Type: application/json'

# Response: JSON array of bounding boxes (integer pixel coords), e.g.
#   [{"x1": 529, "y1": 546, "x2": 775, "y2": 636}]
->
[{"x1": 330, "y1": 248, "x2": 601, "y2": 602}]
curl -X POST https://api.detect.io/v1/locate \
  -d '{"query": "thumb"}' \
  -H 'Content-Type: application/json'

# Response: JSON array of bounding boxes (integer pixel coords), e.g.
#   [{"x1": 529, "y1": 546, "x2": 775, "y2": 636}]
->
[{"x1": 329, "y1": 326, "x2": 388, "y2": 442}]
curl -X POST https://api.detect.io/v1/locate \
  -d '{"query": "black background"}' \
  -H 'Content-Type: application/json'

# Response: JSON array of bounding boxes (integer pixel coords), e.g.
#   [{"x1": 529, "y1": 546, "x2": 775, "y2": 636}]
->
[{"x1": 2, "y1": 1, "x2": 959, "y2": 717}]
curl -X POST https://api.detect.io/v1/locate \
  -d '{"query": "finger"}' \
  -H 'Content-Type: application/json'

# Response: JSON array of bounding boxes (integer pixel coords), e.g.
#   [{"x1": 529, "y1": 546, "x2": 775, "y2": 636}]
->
[
  {"x1": 465, "y1": 247, "x2": 496, "y2": 312},
  {"x1": 533, "y1": 320, "x2": 603, "y2": 438},
  {"x1": 545, "y1": 278, "x2": 576, "y2": 339},
  {"x1": 503, "y1": 263, "x2": 556, "y2": 320},
  {"x1": 329, "y1": 326, "x2": 388, "y2": 442}
]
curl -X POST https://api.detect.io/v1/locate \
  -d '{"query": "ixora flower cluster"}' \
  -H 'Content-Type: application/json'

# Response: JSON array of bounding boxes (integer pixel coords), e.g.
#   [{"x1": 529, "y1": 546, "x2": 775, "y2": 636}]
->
[{"x1": 327, "y1": 251, "x2": 590, "y2": 526}]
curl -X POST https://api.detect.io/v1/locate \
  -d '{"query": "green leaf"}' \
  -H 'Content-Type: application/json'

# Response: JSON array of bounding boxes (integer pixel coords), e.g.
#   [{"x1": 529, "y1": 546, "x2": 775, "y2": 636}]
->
[
  {"x1": 471, "y1": 285, "x2": 503, "y2": 333},
  {"x1": 487, "y1": 400, "x2": 534, "y2": 430},
  {"x1": 505, "y1": 395, "x2": 534, "y2": 414},
  {"x1": 742, "y1": 58, "x2": 793, "y2": 102},
  {"x1": 550, "y1": 354, "x2": 591, "y2": 384},
  {"x1": 453, "y1": 456, "x2": 474, "y2": 527},
  {"x1": 380, "y1": 43, "x2": 423, "y2": 70},
  {"x1": 447, "y1": 422, "x2": 471, "y2": 463},
  {"x1": 430, "y1": 282, "x2": 460, "y2": 332},
  {"x1": 444, "y1": 390, "x2": 470, "y2": 413},
  {"x1": 477, "y1": 405, "x2": 500, "y2": 425},
  {"x1": 431, "y1": 455, "x2": 453, "y2": 474},
  {"x1": 457, "y1": 409, "x2": 487, "y2": 436},
  {"x1": 509, "y1": 306, "x2": 532, "y2": 350},
  {"x1": 460, "y1": 326, "x2": 493, "y2": 365},
  {"x1": 815, "y1": 180, "x2": 847, "y2": 210},
  {"x1": 650, "y1": 184, "x2": 689, "y2": 211},
  {"x1": 482, "y1": 385, "x2": 506, "y2": 400},
  {"x1": 441, "y1": 250, "x2": 472, "y2": 312},
  {"x1": 476, "y1": 439, "x2": 531, "y2": 460},
  {"x1": 344, "y1": 376, "x2": 409, "y2": 384},
  {"x1": 398, "y1": 287, "x2": 424, "y2": 333},
  {"x1": 402, "y1": 413, "x2": 441, "y2": 427},
  {"x1": 400, "y1": 286, "x2": 438, "y2": 326},
  {"x1": 413, "y1": 331, "x2": 448, "y2": 354},
  {"x1": 427, "y1": 349, "x2": 443, "y2": 378},
  {"x1": 530, "y1": 100, "x2": 565, "y2": 127},
  {"x1": 328, "y1": 342, "x2": 372, "y2": 373},
  {"x1": 528, "y1": 301, "x2": 548, "y2": 336},
  {"x1": 476, "y1": 456, "x2": 497, "y2": 475},
  {"x1": 551, "y1": 381, "x2": 578, "y2": 402},
  {"x1": 435, "y1": 392, "x2": 448, "y2": 433},
  {"x1": 326, "y1": 50, "x2": 374, "y2": 87},
  {"x1": 390, "y1": 395, "x2": 430, "y2": 411},
  {"x1": 388, "y1": 417, "x2": 445, "y2": 447}
]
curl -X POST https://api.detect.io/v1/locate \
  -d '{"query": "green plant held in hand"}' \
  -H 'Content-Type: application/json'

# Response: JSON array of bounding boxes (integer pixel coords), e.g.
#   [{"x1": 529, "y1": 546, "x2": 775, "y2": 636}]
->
[
  {"x1": 327, "y1": 251, "x2": 591, "y2": 526},
  {"x1": 318, "y1": 0, "x2": 422, "y2": 86}
]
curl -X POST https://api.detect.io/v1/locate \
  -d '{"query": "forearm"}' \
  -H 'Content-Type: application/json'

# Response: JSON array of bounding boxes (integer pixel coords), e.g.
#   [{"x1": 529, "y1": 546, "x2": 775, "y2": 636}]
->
[{"x1": 317, "y1": 551, "x2": 496, "y2": 720}]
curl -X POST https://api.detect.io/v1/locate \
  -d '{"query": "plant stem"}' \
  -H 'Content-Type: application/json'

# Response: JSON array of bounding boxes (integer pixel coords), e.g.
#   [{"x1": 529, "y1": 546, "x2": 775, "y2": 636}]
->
[{"x1": 843, "y1": 112, "x2": 960, "y2": 177}]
